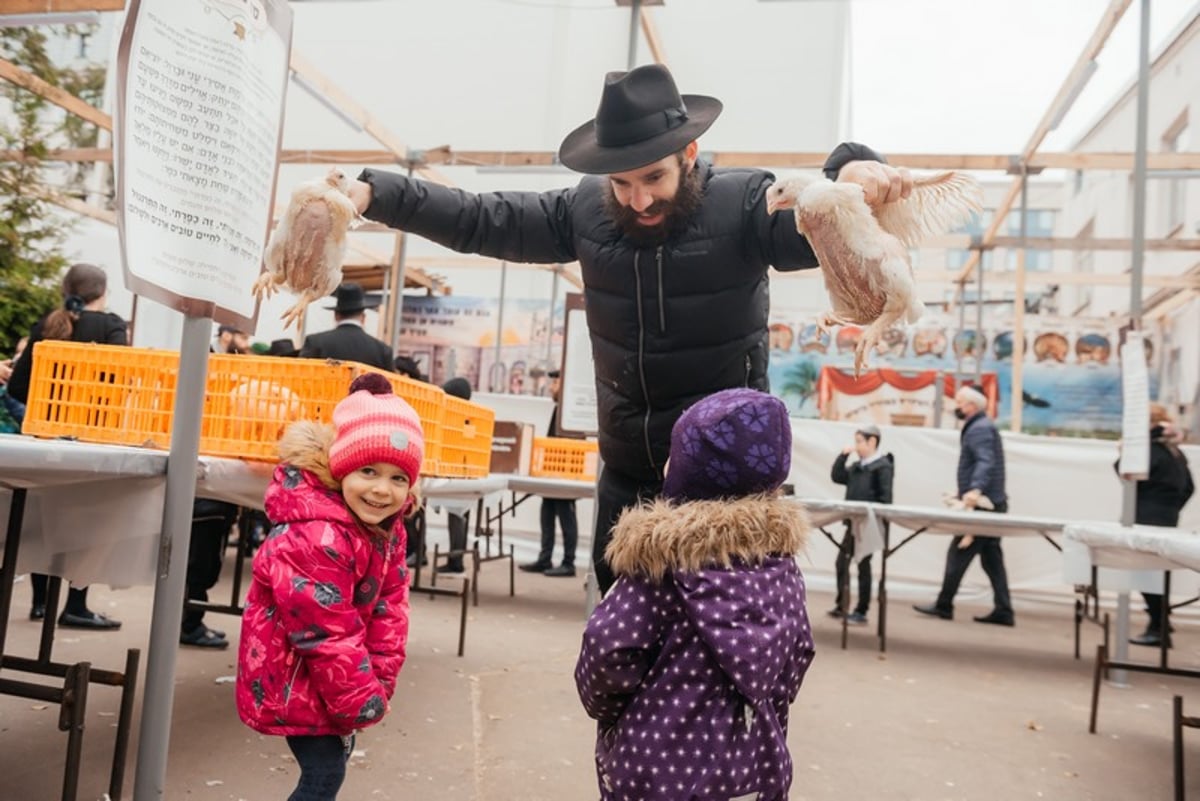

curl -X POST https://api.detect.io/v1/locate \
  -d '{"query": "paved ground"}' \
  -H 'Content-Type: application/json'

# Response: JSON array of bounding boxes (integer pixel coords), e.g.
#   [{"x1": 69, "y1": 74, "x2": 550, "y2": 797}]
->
[{"x1": 3, "y1": 529, "x2": 1199, "y2": 801}]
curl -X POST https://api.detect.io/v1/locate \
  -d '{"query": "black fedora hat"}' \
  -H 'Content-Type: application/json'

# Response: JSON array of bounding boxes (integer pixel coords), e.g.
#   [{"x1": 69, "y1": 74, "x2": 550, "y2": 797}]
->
[
  {"x1": 558, "y1": 64, "x2": 722, "y2": 175},
  {"x1": 325, "y1": 282, "x2": 382, "y2": 314}
]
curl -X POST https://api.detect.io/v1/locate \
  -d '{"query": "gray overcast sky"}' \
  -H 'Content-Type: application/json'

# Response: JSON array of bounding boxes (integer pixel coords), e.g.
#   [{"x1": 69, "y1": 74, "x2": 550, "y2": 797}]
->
[{"x1": 850, "y1": 0, "x2": 1198, "y2": 153}]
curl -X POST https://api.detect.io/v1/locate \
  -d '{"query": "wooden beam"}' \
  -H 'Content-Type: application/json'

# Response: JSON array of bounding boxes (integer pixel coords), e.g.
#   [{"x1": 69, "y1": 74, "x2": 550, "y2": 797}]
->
[
  {"x1": 910, "y1": 270, "x2": 1200, "y2": 289},
  {"x1": 0, "y1": 0, "x2": 125, "y2": 11},
  {"x1": 12, "y1": 147, "x2": 1200, "y2": 172},
  {"x1": 926, "y1": 235, "x2": 1200, "y2": 252},
  {"x1": 1021, "y1": 0, "x2": 1131, "y2": 165},
  {"x1": 954, "y1": 0, "x2": 1132, "y2": 289},
  {"x1": 379, "y1": 233, "x2": 403, "y2": 341},
  {"x1": 1145, "y1": 289, "x2": 1197, "y2": 320},
  {"x1": 1010, "y1": 249, "x2": 1027, "y2": 433},
  {"x1": 639, "y1": 6, "x2": 667, "y2": 65},
  {"x1": 345, "y1": 240, "x2": 444, "y2": 293},
  {"x1": 44, "y1": 190, "x2": 115, "y2": 224},
  {"x1": 289, "y1": 51, "x2": 454, "y2": 187},
  {"x1": 0, "y1": 57, "x2": 111, "y2": 130}
]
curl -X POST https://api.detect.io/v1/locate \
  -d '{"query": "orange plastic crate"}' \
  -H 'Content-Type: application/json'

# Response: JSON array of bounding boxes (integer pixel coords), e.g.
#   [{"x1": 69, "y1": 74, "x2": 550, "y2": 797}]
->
[
  {"x1": 357, "y1": 366, "x2": 446, "y2": 474},
  {"x1": 22, "y1": 343, "x2": 456, "y2": 466},
  {"x1": 434, "y1": 396, "x2": 495, "y2": 478},
  {"x1": 202, "y1": 354, "x2": 359, "y2": 461},
  {"x1": 530, "y1": 437, "x2": 599, "y2": 481},
  {"x1": 23, "y1": 342, "x2": 361, "y2": 460},
  {"x1": 22, "y1": 341, "x2": 177, "y2": 448}
]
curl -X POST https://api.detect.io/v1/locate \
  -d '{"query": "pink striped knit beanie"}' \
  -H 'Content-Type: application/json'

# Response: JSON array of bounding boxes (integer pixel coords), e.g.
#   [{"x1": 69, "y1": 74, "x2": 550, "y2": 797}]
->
[{"x1": 328, "y1": 373, "x2": 424, "y2": 484}]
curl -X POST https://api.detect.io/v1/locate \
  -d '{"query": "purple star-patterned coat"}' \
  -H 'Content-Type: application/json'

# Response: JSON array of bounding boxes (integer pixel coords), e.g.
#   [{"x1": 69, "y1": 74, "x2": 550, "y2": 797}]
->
[
  {"x1": 576, "y1": 495, "x2": 813, "y2": 801},
  {"x1": 236, "y1": 422, "x2": 410, "y2": 737}
]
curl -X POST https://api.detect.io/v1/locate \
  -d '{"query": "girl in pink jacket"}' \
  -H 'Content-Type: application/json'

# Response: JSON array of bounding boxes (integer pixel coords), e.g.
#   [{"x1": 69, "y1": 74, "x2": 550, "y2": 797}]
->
[{"x1": 237, "y1": 373, "x2": 423, "y2": 800}]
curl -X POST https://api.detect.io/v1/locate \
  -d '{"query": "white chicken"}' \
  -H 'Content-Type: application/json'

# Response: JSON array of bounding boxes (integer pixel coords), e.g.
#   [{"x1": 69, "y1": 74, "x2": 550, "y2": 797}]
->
[
  {"x1": 765, "y1": 171, "x2": 982, "y2": 376},
  {"x1": 254, "y1": 168, "x2": 360, "y2": 329}
]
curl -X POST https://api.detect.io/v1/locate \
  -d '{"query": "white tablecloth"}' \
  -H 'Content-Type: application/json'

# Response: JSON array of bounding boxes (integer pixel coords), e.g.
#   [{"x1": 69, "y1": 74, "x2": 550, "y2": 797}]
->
[
  {"x1": 1065, "y1": 522, "x2": 1200, "y2": 573},
  {"x1": 504, "y1": 475, "x2": 595, "y2": 501},
  {"x1": 794, "y1": 498, "x2": 883, "y2": 560},
  {"x1": 792, "y1": 498, "x2": 1067, "y2": 564},
  {"x1": 0, "y1": 435, "x2": 169, "y2": 586},
  {"x1": 878, "y1": 504, "x2": 1068, "y2": 540}
]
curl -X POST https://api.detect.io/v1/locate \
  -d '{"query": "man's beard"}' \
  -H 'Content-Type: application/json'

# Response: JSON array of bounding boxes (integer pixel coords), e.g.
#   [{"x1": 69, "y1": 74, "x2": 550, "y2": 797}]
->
[{"x1": 603, "y1": 163, "x2": 703, "y2": 247}]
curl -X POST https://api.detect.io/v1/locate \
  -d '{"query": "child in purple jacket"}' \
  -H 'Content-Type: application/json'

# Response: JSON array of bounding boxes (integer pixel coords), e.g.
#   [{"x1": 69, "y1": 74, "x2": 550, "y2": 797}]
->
[{"x1": 576, "y1": 388, "x2": 814, "y2": 801}]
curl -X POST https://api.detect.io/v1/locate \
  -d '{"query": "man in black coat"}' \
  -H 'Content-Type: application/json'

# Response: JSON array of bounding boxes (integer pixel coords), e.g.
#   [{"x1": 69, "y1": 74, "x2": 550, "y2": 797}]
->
[
  {"x1": 914, "y1": 386, "x2": 1015, "y2": 626},
  {"x1": 298, "y1": 283, "x2": 393, "y2": 370},
  {"x1": 345, "y1": 65, "x2": 911, "y2": 594}
]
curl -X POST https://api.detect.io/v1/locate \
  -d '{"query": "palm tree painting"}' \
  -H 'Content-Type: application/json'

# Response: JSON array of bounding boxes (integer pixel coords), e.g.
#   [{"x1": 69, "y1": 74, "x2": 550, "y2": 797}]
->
[{"x1": 779, "y1": 359, "x2": 820, "y2": 413}]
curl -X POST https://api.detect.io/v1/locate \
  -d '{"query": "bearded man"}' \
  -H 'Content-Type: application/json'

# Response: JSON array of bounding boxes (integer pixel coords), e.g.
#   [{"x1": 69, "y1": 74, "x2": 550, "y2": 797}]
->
[{"x1": 347, "y1": 64, "x2": 911, "y2": 594}]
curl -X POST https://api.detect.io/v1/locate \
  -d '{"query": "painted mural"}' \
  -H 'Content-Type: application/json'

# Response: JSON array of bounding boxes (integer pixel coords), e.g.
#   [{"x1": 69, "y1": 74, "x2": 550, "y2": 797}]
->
[
  {"x1": 767, "y1": 311, "x2": 1160, "y2": 438},
  {"x1": 398, "y1": 295, "x2": 562, "y2": 394}
]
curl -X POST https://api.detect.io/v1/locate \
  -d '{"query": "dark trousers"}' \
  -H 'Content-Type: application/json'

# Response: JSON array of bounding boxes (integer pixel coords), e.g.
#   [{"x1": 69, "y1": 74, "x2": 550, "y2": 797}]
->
[
  {"x1": 30, "y1": 575, "x2": 90, "y2": 616},
  {"x1": 834, "y1": 521, "x2": 873, "y2": 615},
  {"x1": 538, "y1": 498, "x2": 578, "y2": 567},
  {"x1": 183, "y1": 513, "x2": 233, "y2": 633},
  {"x1": 445, "y1": 511, "x2": 469, "y2": 570},
  {"x1": 1142, "y1": 592, "x2": 1169, "y2": 632},
  {"x1": 593, "y1": 467, "x2": 662, "y2": 595},
  {"x1": 935, "y1": 502, "x2": 1012, "y2": 615},
  {"x1": 285, "y1": 734, "x2": 353, "y2": 801},
  {"x1": 405, "y1": 508, "x2": 427, "y2": 563}
]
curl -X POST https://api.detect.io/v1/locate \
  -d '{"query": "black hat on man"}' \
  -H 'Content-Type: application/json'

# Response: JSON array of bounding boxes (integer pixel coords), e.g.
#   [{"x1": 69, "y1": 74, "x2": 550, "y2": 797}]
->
[
  {"x1": 558, "y1": 64, "x2": 722, "y2": 175},
  {"x1": 325, "y1": 283, "x2": 382, "y2": 315}
]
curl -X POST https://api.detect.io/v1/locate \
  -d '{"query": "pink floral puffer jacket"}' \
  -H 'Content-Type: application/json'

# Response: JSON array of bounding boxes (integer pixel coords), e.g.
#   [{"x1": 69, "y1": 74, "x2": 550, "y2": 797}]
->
[{"x1": 236, "y1": 422, "x2": 410, "y2": 737}]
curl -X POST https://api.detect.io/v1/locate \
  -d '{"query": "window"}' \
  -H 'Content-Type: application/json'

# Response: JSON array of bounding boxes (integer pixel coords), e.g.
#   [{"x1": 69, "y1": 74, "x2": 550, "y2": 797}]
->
[
  {"x1": 1004, "y1": 208, "x2": 1056, "y2": 271},
  {"x1": 946, "y1": 209, "x2": 988, "y2": 270}
]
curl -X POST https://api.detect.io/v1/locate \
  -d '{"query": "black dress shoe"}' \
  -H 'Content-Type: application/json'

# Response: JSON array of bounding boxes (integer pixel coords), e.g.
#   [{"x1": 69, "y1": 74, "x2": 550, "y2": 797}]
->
[
  {"x1": 180, "y1": 625, "x2": 229, "y2": 649},
  {"x1": 438, "y1": 562, "x2": 466, "y2": 574},
  {"x1": 913, "y1": 604, "x2": 953, "y2": 620},
  {"x1": 827, "y1": 607, "x2": 845, "y2": 619},
  {"x1": 58, "y1": 610, "x2": 122, "y2": 630},
  {"x1": 519, "y1": 561, "x2": 552, "y2": 573},
  {"x1": 1130, "y1": 631, "x2": 1172, "y2": 648},
  {"x1": 973, "y1": 611, "x2": 1015, "y2": 626},
  {"x1": 543, "y1": 565, "x2": 576, "y2": 577},
  {"x1": 29, "y1": 604, "x2": 46, "y2": 621}
]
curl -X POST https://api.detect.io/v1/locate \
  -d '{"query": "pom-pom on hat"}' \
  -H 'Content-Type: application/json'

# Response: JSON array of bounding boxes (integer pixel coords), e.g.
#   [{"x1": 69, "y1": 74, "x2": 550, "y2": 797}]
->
[
  {"x1": 328, "y1": 373, "x2": 424, "y2": 484},
  {"x1": 662, "y1": 388, "x2": 792, "y2": 503}
]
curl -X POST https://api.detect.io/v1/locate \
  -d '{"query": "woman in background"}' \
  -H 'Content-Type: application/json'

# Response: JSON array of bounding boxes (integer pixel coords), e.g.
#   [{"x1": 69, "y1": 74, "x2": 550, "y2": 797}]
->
[
  {"x1": 8, "y1": 263, "x2": 127, "y2": 629},
  {"x1": 1119, "y1": 403, "x2": 1195, "y2": 647}
]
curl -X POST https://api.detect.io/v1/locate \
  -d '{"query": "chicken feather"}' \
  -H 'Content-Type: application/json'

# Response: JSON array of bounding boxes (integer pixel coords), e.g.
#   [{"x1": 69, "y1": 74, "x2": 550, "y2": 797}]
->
[
  {"x1": 253, "y1": 168, "x2": 360, "y2": 329},
  {"x1": 766, "y1": 171, "x2": 982, "y2": 376}
]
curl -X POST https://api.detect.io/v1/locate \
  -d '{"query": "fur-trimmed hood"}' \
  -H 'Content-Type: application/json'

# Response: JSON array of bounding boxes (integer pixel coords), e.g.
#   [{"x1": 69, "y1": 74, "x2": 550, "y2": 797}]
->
[
  {"x1": 277, "y1": 421, "x2": 338, "y2": 490},
  {"x1": 606, "y1": 494, "x2": 810, "y2": 580}
]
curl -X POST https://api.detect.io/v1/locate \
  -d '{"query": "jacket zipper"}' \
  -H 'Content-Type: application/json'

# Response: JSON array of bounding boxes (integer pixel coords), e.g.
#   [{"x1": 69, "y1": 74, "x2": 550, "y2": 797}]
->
[
  {"x1": 744, "y1": 353, "x2": 752, "y2": 387},
  {"x1": 632, "y1": 251, "x2": 658, "y2": 475},
  {"x1": 655, "y1": 246, "x2": 666, "y2": 334}
]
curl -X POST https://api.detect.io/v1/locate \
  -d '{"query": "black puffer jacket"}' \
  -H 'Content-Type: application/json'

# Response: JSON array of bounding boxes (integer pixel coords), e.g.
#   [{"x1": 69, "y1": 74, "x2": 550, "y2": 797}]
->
[{"x1": 360, "y1": 142, "x2": 882, "y2": 481}]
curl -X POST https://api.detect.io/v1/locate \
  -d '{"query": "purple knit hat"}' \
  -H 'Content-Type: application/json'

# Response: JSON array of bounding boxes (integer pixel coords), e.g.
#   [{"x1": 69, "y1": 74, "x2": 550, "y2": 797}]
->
[{"x1": 662, "y1": 388, "x2": 792, "y2": 503}]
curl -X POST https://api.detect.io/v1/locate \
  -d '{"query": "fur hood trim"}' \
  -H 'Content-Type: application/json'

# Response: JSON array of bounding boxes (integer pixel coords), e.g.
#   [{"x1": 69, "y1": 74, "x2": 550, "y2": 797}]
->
[
  {"x1": 605, "y1": 495, "x2": 810, "y2": 580},
  {"x1": 277, "y1": 421, "x2": 338, "y2": 490}
]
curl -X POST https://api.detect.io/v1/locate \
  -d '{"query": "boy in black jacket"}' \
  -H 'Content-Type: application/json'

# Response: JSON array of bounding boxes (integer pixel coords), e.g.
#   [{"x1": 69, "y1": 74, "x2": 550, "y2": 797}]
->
[{"x1": 830, "y1": 424, "x2": 894, "y2": 624}]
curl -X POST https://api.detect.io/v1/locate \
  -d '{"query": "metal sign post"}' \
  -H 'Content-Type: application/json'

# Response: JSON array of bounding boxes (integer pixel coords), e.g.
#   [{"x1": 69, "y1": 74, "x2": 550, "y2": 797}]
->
[{"x1": 114, "y1": 1, "x2": 293, "y2": 796}]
